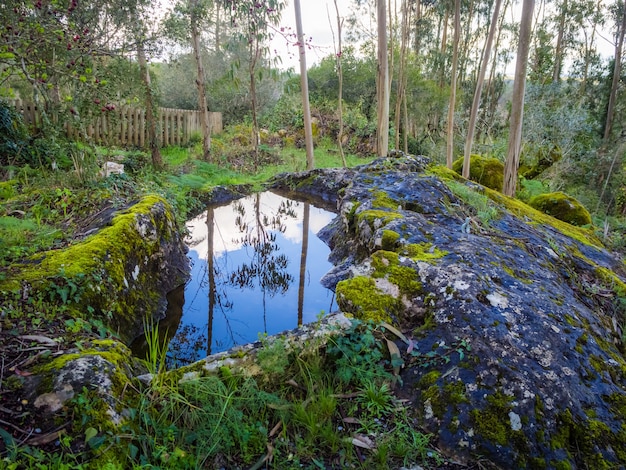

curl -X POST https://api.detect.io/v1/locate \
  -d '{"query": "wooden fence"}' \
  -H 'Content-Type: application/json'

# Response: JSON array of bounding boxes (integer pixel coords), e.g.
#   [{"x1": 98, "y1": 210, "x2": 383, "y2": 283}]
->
[{"x1": 7, "y1": 99, "x2": 222, "y2": 148}]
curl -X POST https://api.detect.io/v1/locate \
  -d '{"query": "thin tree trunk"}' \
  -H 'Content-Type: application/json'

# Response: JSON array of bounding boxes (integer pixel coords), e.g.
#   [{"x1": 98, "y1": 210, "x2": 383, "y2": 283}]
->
[
  {"x1": 137, "y1": 40, "x2": 162, "y2": 169},
  {"x1": 191, "y1": 0, "x2": 211, "y2": 161},
  {"x1": 603, "y1": 3, "x2": 626, "y2": 142},
  {"x1": 503, "y1": 0, "x2": 535, "y2": 196},
  {"x1": 250, "y1": 43, "x2": 261, "y2": 168},
  {"x1": 438, "y1": 10, "x2": 449, "y2": 87},
  {"x1": 394, "y1": 0, "x2": 410, "y2": 150},
  {"x1": 332, "y1": 0, "x2": 347, "y2": 166},
  {"x1": 463, "y1": 0, "x2": 502, "y2": 177},
  {"x1": 294, "y1": 0, "x2": 315, "y2": 170},
  {"x1": 377, "y1": 0, "x2": 390, "y2": 157},
  {"x1": 552, "y1": 0, "x2": 567, "y2": 83},
  {"x1": 446, "y1": 0, "x2": 461, "y2": 168}
]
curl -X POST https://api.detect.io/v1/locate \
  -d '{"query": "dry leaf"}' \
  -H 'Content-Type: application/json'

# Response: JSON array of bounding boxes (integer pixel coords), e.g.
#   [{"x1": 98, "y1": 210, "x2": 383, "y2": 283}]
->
[
  {"x1": 380, "y1": 322, "x2": 409, "y2": 344},
  {"x1": 341, "y1": 417, "x2": 361, "y2": 425},
  {"x1": 351, "y1": 434, "x2": 376, "y2": 450},
  {"x1": 384, "y1": 338, "x2": 403, "y2": 375},
  {"x1": 19, "y1": 335, "x2": 58, "y2": 346}
]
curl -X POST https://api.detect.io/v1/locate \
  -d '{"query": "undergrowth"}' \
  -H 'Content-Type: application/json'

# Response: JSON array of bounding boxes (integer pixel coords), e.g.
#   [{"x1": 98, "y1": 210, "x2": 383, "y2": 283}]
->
[{"x1": 0, "y1": 320, "x2": 440, "y2": 469}]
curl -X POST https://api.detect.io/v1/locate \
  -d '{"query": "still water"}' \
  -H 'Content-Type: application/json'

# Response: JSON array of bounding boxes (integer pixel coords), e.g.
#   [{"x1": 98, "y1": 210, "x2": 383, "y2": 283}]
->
[{"x1": 165, "y1": 191, "x2": 337, "y2": 365}]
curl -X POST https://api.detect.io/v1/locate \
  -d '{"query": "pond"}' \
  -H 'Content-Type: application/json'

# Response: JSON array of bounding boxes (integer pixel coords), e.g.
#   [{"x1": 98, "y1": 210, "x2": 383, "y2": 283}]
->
[{"x1": 159, "y1": 191, "x2": 338, "y2": 366}]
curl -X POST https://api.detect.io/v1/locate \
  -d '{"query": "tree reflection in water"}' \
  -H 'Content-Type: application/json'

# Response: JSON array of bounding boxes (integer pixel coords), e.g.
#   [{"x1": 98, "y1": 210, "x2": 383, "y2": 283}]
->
[{"x1": 165, "y1": 192, "x2": 336, "y2": 367}]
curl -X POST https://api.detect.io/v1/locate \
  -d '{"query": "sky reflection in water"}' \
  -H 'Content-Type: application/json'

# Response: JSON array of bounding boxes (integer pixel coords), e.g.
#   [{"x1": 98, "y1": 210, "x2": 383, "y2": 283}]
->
[{"x1": 167, "y1": 192, "x2": 337, "y2": 365}]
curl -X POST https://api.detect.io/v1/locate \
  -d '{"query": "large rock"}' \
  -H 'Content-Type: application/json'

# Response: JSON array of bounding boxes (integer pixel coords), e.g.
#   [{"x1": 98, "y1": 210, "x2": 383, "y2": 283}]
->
[
  {"x1": 1, "y1": 195, "x2": 189, "y2": 343},
  {"x1": 272, "y1": 154, "x2": 626, "y2": 469}
]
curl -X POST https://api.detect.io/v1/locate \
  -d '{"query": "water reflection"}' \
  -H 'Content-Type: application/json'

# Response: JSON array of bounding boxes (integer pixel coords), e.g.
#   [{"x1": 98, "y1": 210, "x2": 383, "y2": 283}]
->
[{"x1": 167, "y1": 192, "x2": 337, "y2": 366}]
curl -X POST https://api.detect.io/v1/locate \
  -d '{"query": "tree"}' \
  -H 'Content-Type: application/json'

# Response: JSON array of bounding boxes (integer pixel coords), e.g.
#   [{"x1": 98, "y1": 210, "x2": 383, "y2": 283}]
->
[
  {"x1": 603, "y1": 1, "x2": 626, "y2": 142},
  {"x1": 446, "y1": 0, "x2": 461, "y2": 169},
  {"x1": 163, "y1": 0, "x2": 214, "y2": 161},
  {"x1": 376, "y1": 0, "x2": 389, "y2": 157},
  {"x1": 223, "y1": 0, "x2": 285, "y2": 168},
  {"x1": 463, "y1": 0, "x2": 503, "y2": 177},
  {"x1": 331, "y1": 0, "x2": 348, "y2": 166},
  {"x1": 294, "y1": 0, "x2": 314, "y2": 170},
  {"x1": 503, "y1": 0, "x2": 535, "y2": 196}
]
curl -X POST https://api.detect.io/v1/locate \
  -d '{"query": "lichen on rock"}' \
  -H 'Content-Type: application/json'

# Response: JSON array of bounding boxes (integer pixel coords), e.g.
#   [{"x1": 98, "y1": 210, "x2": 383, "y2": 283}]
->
[{"x1": 273, "y1": 153, "x2": 626, "y2": 468}]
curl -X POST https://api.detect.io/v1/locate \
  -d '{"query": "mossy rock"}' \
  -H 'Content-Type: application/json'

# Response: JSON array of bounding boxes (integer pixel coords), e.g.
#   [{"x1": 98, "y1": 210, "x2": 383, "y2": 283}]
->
[
  {"x1": 528, "y1": 192, "x2": 592, "y2": 227},
  {"x1": 524, "y1": 145, "x2": 562, "y2": 180},
  {"x1": 452, "y1": 155, "x2": 504, "y2": 191}
]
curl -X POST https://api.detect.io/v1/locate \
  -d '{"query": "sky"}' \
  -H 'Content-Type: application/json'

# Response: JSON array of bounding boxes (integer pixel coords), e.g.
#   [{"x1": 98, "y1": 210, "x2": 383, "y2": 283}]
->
[
  {"x1": 272, "y1": 0, "x2": 617, "y2": 74},
  {"x1": 270, "y1": 0, "x2": 360, "y2": 71}
]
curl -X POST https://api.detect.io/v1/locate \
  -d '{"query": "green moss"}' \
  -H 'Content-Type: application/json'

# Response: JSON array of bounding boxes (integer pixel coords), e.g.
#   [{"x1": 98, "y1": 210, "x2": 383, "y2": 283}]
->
[
  {"x1": 336, "y1": 276, "x2": 399, "y2": 323},
  {"x1": 550, "y1": 408, "x2": 618, "y2": 468},
  {"x1": 381, "y1": 230, "x2": 400, "y2": 250},
  {"x1": 0, "y1": 196, "x2": 179, "y2": 342},
  {"x1": 356, "y1": 209, "x2": 402, "y2": 229},
  {"x1": 486, "y1": 189, "x2": 601, "y2": 247},
  {"x1": 529, "y1": 457, "x2": 547, "y2": 469},
  {"x1": 371, "y1": 190, "x2": 400, "y2": 210},
  {"x1": 419, "y1": 370, "x2": 441, "y2": 388},
  {"x1": 470, "y1": 391, "x2": 515, "y2": 446},
  {"x1": 399, "y1": 243, "x2": 448, "y2": 262},
  {"x1": 575, "y1": 333, "x2": 588, "y2": 354},
  {"x1": 452, "y1": 155, "x2": 504, "y2": 191},
  {"x1": 529, "y1": 192, "x2": 592, "y2": 227},
  {"x1": 370, "y1": 250, "x2": 422, "y2": 297}
]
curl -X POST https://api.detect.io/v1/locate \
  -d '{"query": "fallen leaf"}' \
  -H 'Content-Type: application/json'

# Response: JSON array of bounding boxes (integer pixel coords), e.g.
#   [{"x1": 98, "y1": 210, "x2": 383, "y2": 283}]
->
[
  {"x1": 351, "y1": 434, "x2": 376, "y2": 450},
  {"x1": 13, "y1": 368, "x2": 33, "y2": 377},
  {"x1": 27, "y1": 429, "x2": 66, "y2": 446},
  {"x1": 380, "y1": 322, "x2": 409, "y2": 344},
  {"x1": 341, "y1": 417, "x2": 361, "y2": 425},
  {"x1": 19, "y1": 335, "x2": 58, "y2": 346},
  {"x1": 385, "y1": 338, "x2": 403, "y2": 375}
]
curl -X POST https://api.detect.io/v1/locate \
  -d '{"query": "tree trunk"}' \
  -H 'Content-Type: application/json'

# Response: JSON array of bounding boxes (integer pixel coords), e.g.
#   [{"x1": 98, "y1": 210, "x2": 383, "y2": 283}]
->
[
  {"x1": 250, "y1": 43, "x2": 261, "y2": 168},
  {"x1": 394, "y1": 0, "x2": 410, "y2": 151},
  {"x1": 333, "y1": 0, "x2": 347, "y2": 167},
  {"x1": 463, "y1": 0, "x2": 502, "y2": 177},
  {"x1": 503, "y1": 0, "x2": 535, "y2": 197},
  {"x1": 552, "y1": 0, "x2": 567, "y2": 83},
  {"x1": 294, "y1": 0, "x2": 315, "y2": 170},
  {"x1": 191, "y1": 1, "x2": 211, "y2": 161},
  {"x1": 137, "y1": 40, "x2": 162, "y2": 170},
  {"x1": 603, "y1": 3, "x2": 626, "y2": 142},
  {"x1": 376, "y1": 0, "x2": 390, "y2": 157},
  {"x1": 446, "y1": 0, "x2": 461, "y2": 168}
]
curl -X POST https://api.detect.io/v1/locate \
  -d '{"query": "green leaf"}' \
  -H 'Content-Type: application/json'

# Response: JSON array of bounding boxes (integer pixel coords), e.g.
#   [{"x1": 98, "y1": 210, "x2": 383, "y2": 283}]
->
[{"x1": 85, "y1": 427, "x2": 98, "y2": 443}]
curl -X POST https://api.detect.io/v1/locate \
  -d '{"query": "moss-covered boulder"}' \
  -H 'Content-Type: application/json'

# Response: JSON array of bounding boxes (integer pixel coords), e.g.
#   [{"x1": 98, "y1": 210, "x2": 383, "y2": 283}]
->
[
  {"x1": 0, "y1": 195, "x2": 189, "y2": 344},
  {"x1": 452, "y1": 154, "x2": 504, "y2": 191},
  {"x1": 529, "y1": 191, "x2": 592, "y2": 226},
  {"x1": 274, "y1": 154, "x2": 626, "y2": 469}
]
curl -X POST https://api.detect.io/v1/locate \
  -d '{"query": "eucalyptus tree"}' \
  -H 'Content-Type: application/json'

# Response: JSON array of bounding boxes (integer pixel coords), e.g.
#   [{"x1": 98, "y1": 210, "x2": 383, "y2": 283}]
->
[
  {"x1": 463, "y1": 0, "x2": 503, "y2": 177},
  {"x1": 222, "y1": 0, "x2": 286, "y2": 168},
  {"x1": 376, "y1": 0, "x2": 390, "y2": 157},
  {"x1": 294, "y1": 0, "x2": 314, "y2": 170},
  {"x1": 603, "y1": 0, "x2": 626, "y2": 142},
  {"x1": 503, "y1": 0, "x2": 535, "y2": 196},
  {"x1": 331, "y1": 0, "x2": 348, "y2": 166},
  {"x1": 445, "y1": 0, "x2": 461, "y2": 168}
]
